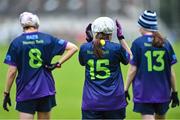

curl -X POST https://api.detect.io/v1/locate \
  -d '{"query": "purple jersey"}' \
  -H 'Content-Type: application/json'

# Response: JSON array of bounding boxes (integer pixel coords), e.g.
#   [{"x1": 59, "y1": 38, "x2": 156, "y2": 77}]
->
[
  {"x1": 131, "y1": 35, "x2": 177, "y2": 103},
  {"x1": 4, "y1": 32, "x2": 67, "y2": 102},
  {"x1": 79, "y1": 40, "x2": 130, "y2": 111}
]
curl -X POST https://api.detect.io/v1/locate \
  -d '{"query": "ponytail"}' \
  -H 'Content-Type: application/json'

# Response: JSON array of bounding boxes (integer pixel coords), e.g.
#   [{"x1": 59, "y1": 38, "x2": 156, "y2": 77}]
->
[
  {"x1": 93, "y1": 38, "x2": 103, "y2": 58},
  {"x1": 152, "y1": 31, "x2": 164, "y2": 48},
  {"x1": 93, "y1": 33, "x2": 111, "y2": 58}
]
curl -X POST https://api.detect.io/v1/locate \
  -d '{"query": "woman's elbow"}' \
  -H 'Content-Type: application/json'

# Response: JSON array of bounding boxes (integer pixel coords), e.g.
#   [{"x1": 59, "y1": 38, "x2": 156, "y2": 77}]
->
[
  {"x1": 8, "y1": 66, "x2": 17, "y2": 77},
  {"x1": 73, "y1": 44, "x2": 78, "y2": 52},
  {"x1": 67, "y1": 42, "x2": 79, "y2": 53}
]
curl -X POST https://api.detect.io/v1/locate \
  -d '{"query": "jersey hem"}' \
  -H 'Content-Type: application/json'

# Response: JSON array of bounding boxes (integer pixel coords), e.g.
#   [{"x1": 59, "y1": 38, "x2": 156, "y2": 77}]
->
[
  {"x1": 16, "y1": 93, "x2": 56, "y2": 102},
  {"x1": 171, "y1": 60, "x2": 177, "y2": 65},
  {"x1": 81, "y1": 105, "x2": 126, "y2": 111},
  {"x1": 4, "y1": 61, "x2": 17, "y2": 66},
  {"x1": 130, "y1": 60, "x2": 136, "y2": 65},
  {"x1": 59, "y1": 41, "x2": 68, "y2": 55},
  {"x1": 133, "y1": 99, "x2": 170, "y2": 103}
]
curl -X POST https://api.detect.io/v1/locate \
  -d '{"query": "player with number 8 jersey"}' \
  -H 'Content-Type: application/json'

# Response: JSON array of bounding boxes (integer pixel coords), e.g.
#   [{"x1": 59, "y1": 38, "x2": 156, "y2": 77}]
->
[
  {"x1": 4, "y1": 31, "x2": 67, "y2": 102},
  {"x1": 79, "y1": 17, "x2": 131, "y2": 119},
  {"x1": 3, "y1": 12, "x2": 78, "y2": 119}
]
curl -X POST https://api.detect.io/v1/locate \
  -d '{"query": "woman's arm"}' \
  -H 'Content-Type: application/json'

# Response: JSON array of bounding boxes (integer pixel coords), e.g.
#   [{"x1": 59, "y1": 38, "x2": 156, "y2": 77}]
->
[
  {"x1": 125, "y1": 64, "x2": 137, "y2": 91},
  {"x1": 115, "y1": 20, "x2": 132, "y2": 57},
  {"x1": 170, "y1": 66, "x2": 179, "y2": 108},
  {"x1": 3, "y1": 65, "x2": 17, "y2": 111},
  {"x1": 171, "y1": 67, "x2": 177, "y2": 92},
  {"x1": 58, "y1": 42, "x2": 78, "y2": 65},
  {"x1": 4, "y1": 65, "x2": 17, "y2": 93},
  {"x1": 119, "y1": 39, "x2": 132, "y2": 56}
]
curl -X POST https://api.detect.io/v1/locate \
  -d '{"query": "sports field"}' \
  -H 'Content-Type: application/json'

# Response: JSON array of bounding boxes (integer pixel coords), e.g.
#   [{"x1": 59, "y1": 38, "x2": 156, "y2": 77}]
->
[{"x1": 0, "y1": 42, "x2": 180, "y2": 119}]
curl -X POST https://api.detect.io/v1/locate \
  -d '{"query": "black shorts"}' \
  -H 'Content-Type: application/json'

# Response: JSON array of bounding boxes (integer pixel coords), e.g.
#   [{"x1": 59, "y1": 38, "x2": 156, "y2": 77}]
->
[
  {"x1": 133, "y1": 102, "x2": 170, "y2": 115},
  {"x1": 82, "y1": 108, "x2": 126, "y2": 119},
  {"x1": 16, "y1": 95, "x2": 56, "y2": 114}
]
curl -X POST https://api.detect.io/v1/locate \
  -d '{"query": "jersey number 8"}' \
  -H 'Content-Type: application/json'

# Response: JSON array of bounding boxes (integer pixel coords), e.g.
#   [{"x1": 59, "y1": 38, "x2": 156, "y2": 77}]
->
[{"x1": 29, "y1": 48, "x2": 43, "y2": 68}]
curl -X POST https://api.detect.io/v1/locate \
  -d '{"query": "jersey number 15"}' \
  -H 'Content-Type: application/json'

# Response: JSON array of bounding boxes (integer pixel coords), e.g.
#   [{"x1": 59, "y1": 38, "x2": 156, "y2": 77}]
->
[{"x1": 87, "y1": 59, "x2": 110, "y2": 80}]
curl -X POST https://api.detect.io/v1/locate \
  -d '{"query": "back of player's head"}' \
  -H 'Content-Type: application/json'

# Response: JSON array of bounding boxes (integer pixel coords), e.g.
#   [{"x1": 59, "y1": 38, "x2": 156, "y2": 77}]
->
[
  {"x1": 91, "y1": 17, "x2": 114, "y2": 59},
  {"x1": 138, "y1": 10, "x2": 158, "y2": 32},
  {"x1": 19, "y1": 12, "x2": 40, "y2": 29},
  {"x1": 91, "y1": 17, "x2": 115, "y2": 34},
  {"x1": 138, "y1": 10, "x2": 164, "y2": 48}
]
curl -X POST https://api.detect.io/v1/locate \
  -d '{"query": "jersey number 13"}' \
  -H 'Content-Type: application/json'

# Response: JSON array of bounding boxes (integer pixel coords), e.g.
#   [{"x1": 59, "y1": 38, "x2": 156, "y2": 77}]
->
[{"x1": 145, "y1": 50, "x2": 165, "y2": 72}]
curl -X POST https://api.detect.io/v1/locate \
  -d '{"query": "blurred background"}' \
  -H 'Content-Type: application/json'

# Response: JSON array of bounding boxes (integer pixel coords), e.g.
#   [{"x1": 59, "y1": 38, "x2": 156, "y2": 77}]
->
[
  {"x1": 0, "y1": 0, "x2": 180, "y2": 119},
  {"x1": 0, "y1": 0, "x2": 180, "y2": 44}
]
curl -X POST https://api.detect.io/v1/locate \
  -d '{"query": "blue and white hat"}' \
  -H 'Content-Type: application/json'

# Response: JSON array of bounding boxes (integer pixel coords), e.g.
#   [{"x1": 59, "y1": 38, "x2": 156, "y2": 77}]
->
[{"x1": 138, "y1": 10, "x2": 158, "y2": 31}]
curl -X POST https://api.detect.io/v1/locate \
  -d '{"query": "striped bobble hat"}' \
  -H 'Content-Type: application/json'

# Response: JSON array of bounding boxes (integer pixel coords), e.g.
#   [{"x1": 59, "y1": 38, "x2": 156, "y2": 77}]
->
[{"x1": 138, "y1": 10, "x2": 158, "y2": 31}]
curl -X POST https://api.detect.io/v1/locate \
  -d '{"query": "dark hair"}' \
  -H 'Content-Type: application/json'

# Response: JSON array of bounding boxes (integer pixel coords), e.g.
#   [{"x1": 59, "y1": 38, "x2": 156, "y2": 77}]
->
[
  {"x1": 93, "y1": 32, "x2": 111, "y2": 58},
  {"x1": 152, "y1": 31, "x2": 164, "y2": 47},
  {"x1": 23, "y1": 24, "x2": 39, "y2": 30}
]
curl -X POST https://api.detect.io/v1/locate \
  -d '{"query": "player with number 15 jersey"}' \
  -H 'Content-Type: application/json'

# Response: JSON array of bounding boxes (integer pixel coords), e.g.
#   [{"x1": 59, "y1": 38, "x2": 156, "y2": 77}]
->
[
  {"x1": 79, "y1": 17, "x2": 131, "y2": 119},
  {"x1": 79, "y1": 40, "x2": 129, "y2": 110}
]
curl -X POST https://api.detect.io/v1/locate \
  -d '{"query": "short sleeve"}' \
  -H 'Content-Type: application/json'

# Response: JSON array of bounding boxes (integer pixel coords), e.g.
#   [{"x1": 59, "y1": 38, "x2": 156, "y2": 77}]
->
[
  {"x1": 117, "y1": 45, "x2": 130, "y2": 65},
  {"x1": 4, "y1": 41, "x2": 17, "y2": 66},
  {"x1": 51, "y1": 36, "x2": 68, "y2": 56},
  {"x1": 130, "y1": 42, "x2": 138, "y2": 65},
  {"x1": 167, "y1": 42, "x2": 177, "y2": 65},
  {"x1": 79, "y1": 45, "x2": 85, "y2": 66}
]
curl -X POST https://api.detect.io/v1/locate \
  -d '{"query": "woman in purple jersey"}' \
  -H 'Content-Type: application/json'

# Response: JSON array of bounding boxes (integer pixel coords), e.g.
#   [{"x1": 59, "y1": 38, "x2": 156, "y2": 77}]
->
[
  {"x1": 3, "y1": 12, "x2": 78, "y2": 119},
  {"x1": 79, "y1": 17, "x2": 132, "y2": 119},
  {"x1": 125, "y1": 10, "x2": 179, "y2": 120}
]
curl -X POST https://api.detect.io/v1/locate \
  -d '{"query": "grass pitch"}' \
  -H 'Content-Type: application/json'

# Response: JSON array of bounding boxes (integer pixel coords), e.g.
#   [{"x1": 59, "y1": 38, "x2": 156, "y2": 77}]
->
[{"x1": 0, "y1": 42, "x2": 179, "y2": 119}]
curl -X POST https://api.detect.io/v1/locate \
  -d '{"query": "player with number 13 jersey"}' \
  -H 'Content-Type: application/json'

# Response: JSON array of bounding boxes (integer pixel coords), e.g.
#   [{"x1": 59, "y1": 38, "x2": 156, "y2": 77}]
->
[{"x1": 125, "y1": 10, "x2": 179, "y2": 119}]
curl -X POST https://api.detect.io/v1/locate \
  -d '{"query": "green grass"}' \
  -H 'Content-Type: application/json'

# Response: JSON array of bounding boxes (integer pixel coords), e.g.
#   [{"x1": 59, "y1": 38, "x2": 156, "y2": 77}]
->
[{"x1": 0, "y1": 43, "x2": 180, "y2": 119}]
